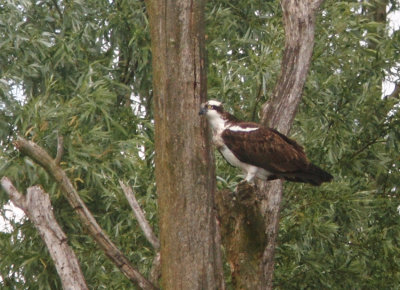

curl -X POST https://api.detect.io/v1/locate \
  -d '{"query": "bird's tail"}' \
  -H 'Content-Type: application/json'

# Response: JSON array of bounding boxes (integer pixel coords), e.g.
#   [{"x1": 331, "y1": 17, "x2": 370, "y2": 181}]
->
[{"x1": 283, "y1": 163, "x2": 333, "y2": 186}]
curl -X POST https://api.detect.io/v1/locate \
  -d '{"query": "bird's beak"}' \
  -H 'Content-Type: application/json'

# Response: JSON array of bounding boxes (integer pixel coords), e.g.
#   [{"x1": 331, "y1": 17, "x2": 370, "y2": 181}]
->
[{"x1": 198, "y1": 105, "x2": 207, "y2": 115}]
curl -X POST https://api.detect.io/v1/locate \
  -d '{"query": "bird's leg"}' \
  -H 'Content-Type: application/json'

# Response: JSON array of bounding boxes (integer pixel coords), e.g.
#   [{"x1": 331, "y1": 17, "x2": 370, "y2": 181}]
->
[
  {"x1": 244, "y1": 167, "x2": 258, "y2": 183},
  {"x1": 234, "y1": 167, "x2": 258, "y2": 193}
]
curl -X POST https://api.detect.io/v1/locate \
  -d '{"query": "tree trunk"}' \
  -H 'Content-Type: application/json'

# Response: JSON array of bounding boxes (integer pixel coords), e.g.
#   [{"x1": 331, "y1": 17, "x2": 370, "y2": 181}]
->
[
  {"x1": 215, "y1": 183, "x2": 265, "y2": 289},
  {"x1": 259, "y1": 1, "x2": 324, "y2": 288},
  {"x1": 145, "y1": 0, "x2": 224, "y2": 288}
]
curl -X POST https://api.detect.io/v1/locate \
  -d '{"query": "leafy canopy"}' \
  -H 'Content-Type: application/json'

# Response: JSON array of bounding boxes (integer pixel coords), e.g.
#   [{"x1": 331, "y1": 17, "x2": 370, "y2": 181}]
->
[{"x1": 1, "y1": 0, "x2": 399, "y2": 288}]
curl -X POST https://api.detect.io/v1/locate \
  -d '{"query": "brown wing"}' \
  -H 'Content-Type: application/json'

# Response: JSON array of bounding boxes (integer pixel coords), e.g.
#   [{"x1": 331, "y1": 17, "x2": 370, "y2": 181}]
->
[{"x1": 221, "y1": 125, "x2": 309, "y2": 174}]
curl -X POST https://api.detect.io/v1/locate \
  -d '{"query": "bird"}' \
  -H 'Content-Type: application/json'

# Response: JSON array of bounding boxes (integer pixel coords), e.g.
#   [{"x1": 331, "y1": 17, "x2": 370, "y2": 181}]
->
[{"x1": 199, "y1": 100, "x2": 333, "y2": 186}]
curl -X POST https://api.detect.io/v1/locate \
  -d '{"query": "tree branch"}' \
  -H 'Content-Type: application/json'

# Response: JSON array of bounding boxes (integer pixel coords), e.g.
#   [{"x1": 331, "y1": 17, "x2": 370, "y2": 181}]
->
[
  {"x1": 119, "y1": 180, "x2": 160, "y2": 250},
  {"x1": 13, "y1": 137, "x2": 157, "y2": 290},
  {"x1": 258, "y1": 1, "x2": 324, "y2": 288},
  {"x1": 214, "y1": 2, "x2": 324, "y2": 287},
  {"x1": 51, "y1": 0, "x2": 63, "y2": 21},
  {"x1": 1, "y1": 177, "x2": 88, "y2": 290},
  {"x1": 149, "y1": 252, "x2": 161, "y2": 285},
  {"x1": 54, "y1": 134, "x2": 64, "y2": 165}
]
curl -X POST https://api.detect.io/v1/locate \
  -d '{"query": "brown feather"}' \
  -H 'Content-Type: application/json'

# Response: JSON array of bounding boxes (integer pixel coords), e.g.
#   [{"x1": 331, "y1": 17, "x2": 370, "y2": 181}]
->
[
  {"x1": 221, "y1": 124, "x2": 309, "y2": 174},
  {"x1": 201, "y1": 101, "x2": 332, "y2": 185}
]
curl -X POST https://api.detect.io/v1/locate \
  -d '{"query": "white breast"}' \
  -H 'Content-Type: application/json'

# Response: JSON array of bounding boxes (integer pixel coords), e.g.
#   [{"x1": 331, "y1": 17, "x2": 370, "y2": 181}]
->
[
  {"x1": 219, "y1": 145, "x2": 272, "y2": 182},
  {"x1": 219, "y1": 145, "x2": 248, "y2": 169}
]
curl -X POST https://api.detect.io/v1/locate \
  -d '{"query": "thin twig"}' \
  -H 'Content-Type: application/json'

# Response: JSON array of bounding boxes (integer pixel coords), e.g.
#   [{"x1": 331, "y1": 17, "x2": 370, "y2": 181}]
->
[
  {"x1": 348, "y1": 138, "x2": 386, "y2": 160},
  {"x1": 51, "y1": 0, "x2": 63, "y2": 21},
  {"x1": 119, "y1": 180, "x2": 160, "y2": 250},
  {"x1": 55, "y1": 134, "x2": 64, "y2": 165}
]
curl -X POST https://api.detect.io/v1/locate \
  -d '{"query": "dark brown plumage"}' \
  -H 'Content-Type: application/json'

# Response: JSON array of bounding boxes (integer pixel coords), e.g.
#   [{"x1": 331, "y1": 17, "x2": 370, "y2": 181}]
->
[
  {"x1": 199, "y1": 100, "x2": 333, "y2": 185},
  {"x1": 222, "y1": 124, "x2": 332, "y2": 185}
]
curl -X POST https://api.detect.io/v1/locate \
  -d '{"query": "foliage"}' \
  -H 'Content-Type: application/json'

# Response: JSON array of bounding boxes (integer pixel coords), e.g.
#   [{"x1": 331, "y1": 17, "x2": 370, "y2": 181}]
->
[
  {"x1": 0, "y1": 0, "x2": 399, "y2": 288},
  {"x1": 0, "y1": 0, "x2": 154, "y2": 288},
  {"x1": 207, "y1": 0, "x2": 400, "y2": 288}
]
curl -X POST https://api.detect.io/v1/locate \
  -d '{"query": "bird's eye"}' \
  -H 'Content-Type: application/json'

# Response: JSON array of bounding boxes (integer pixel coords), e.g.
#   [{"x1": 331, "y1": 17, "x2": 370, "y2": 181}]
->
[{"x1": 207, "y1": 104, "x2": 214, "y2": 109}]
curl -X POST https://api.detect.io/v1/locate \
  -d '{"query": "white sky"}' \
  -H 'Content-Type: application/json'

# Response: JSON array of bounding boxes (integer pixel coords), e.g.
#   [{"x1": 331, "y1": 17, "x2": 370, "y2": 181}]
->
[
  {"x1": 383, "y1": 7, "x2": 400, "y2": 96},
  {"x1": 0, "y1": 202, "x2": 25, "y2": 233}
]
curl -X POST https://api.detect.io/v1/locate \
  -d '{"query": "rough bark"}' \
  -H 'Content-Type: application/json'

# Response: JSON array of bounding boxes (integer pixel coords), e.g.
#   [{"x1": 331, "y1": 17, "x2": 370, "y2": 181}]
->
[
  {"x1": 145, "y1": 0, "x2": 224, "y2": 288},
  {"x1": 13, "y1": 137, "x2": 156, "y2": 290},
  {"x1": 215, "y1": 183, "x2": 265, "y2": 289},
  {"x1": 1, "y1": 177, "x2": 88, "y2": 290},
  {"x1": 258, "y1": 1, "x2": 324, "y2": 288}
]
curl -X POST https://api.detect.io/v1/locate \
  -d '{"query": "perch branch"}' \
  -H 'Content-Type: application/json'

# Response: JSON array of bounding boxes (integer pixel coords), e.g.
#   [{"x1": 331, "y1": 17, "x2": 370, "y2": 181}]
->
[
  {"x1": 13, "y1": 137, "x2": 157, "y2": 290},
  {"x1": 119, "y1": 180, "x2": 160, "y2": 250},
  {"x1": 258, "y1": 0, "x2": 324, "y2": 288},
  {"x1": 1, "y1": 177, "x2": 88, "y2": 290}
]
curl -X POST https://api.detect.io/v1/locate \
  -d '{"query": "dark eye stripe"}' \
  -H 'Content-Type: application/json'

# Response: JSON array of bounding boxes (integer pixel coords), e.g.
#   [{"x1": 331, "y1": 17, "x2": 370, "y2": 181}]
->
[{"x1": 207, "y1": 104, "x2": 221, "y2": 111}]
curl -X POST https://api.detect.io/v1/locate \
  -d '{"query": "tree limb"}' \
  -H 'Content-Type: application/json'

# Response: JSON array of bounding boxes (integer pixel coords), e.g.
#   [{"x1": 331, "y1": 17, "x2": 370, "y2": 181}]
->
[
  {"x1": 149, "y1": 252, "x2": 161, "y2": 285},
  {"x1": 1, "y1": 177, "x2": 88, "y2": 290},
  {"x1": 258, "y1": 0, "x2": 324, "y2": 288},
  {"x1": 119, "y1": 180, "x2": 160, "y2": 250},
  {"x1": 213, "y1": 2, "x2": 324, "y2": 288},
  {"x1": 13, "y1": 137, "x2": 157, "y2": 290},
  {"x1": 54, "y1": 134, "x2": 64, "y2": 165}
]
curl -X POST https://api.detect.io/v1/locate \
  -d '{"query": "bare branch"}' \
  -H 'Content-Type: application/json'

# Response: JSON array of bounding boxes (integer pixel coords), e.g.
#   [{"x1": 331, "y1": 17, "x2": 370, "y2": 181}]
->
[
  {"x1": 259, "y1": 180, "x2": 283, "y2": 288},
  {"x1": 13, "y1": 137, "x2": 157, "y2": 290},
  {"x1": 119, "y1": 180, "x2": 160, "y2": 250},
  {"x1": 258, "y1": 1, "x2": 324, "y2": 288},
  {"x1": 261, "y1": 0, "x2": 324, "y2": 133},
  {"x1": 1, "y1": 177, "x2": 88, "y2": 290},
  {"x1": 54, "y1": 134, "x2": 64, "y2": 165},
  {"x1": 1, "y1": 177, "x2": 26, "y2": 209},
  {"x1": 149, "y1": 252, "x2": 161, "y2": 285}
]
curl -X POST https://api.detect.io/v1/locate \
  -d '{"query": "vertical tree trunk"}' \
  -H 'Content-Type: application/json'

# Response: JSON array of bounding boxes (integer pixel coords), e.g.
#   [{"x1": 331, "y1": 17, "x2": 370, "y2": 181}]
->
[
  {"x1": 146, "y1": 0, "x2": 224, "y2": 289},
  {"x1": 215, "y1": 183, "x2": 265, "y2": 289},
  {"x1": 259, "y1": 1, "x2": 324, "y2": 288}
]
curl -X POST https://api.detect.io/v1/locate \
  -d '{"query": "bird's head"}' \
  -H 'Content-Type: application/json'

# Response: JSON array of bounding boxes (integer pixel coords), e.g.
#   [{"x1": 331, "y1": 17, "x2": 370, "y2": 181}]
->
[
  {"x1": 199, "y1": 100, "x2": 238, "y2": 130},
  {"x1": 198, "y1": 100, "x2": 224, "y2": 119}
]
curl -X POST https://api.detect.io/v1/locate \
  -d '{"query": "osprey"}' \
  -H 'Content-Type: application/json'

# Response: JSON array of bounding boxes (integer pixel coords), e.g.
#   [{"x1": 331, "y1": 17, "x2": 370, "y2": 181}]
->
[{"x1": 199, "y1": 100, "x2": 333, "y2": 186}]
